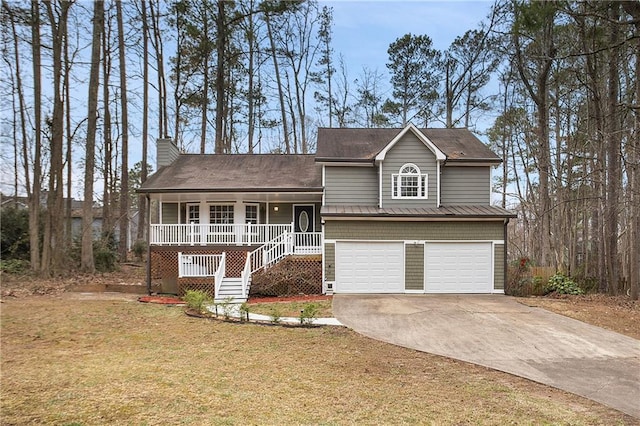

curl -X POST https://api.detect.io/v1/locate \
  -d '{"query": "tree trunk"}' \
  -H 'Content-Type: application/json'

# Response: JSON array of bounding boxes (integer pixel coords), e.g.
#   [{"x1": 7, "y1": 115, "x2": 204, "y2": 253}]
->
[
  {"x1": 116, "y1": 0, "x2": 129, "y2": 262},
  {"x1": 214, "y1": 0, "x2": 225, "y2": 154},
  {"x1": 265, "y1": 13, "x2": 290, "y2": 153},
  {"x1": 82, "y1": 0, "x2": 104, "y2": 273},
  {"x1": 137, "y1": 0, "x2": 149, "y2": 242},
  {"x1": 43, "y1": 0, "x2": 71, "y2": 275},
  {"x1": 605, "y1": 3, "x2": 621, "y2": 294},
  {"x1": 101, "y1": 13, "x2": 112, "y2": 238},
  {"x1": 29, "y1": 0, "x2": 42, "y2": 273}
]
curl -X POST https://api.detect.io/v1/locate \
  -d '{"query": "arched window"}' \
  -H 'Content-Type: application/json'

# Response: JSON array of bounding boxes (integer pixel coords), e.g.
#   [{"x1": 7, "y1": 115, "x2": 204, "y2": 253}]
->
[{"x1": 392, "y1": 163, "x2": 428, "y2": 199}]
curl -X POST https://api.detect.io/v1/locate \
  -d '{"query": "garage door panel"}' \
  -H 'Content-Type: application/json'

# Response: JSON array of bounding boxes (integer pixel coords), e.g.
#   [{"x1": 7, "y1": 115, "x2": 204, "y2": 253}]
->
[
  {"x1": 335, "y1": 242, "x2": 404, "y2": 293},
  {"x1": 425, "y1": 242, "x2": 492, "y2": 293}
]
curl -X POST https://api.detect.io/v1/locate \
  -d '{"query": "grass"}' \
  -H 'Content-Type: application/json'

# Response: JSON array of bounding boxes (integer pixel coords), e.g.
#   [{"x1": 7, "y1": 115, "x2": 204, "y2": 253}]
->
[
  {"x1": 2, "y1": 294, "x2": 636, "y2": 425},
  {"x1": 247, "y1": 299, "x2": 333, "y2": 318}
]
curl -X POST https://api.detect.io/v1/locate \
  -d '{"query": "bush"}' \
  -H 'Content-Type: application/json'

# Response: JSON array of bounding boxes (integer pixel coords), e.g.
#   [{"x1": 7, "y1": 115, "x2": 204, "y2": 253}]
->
[
  {"x1": 545, "y1": 273, "x2": 584, "y2": 295},
  {"x1": 0, "y1": 259, "x2": 29, "y2": 274},
  {"x1": 132, "y1": 239, "x2": 146, "y2": 261},
  {"x1": 183, "y1": 290, "x2": 212, "y2": 313},
  {"x1": 1, "y1": 207, "x2": 30, "y2": 260},
  {"x1": 94, "y1": 245, "x2": 118, "y2": 273},
  {"x1": 299, "y1": 302, "x2": 320, "y2": 325}
]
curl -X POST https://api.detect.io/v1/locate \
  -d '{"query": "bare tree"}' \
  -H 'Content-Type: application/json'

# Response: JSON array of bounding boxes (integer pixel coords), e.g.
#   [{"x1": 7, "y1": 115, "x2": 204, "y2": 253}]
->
[
  {"x1": 81, "y1": 0, "x2": 104, "y2": 273},
  {"x1": 116, "y1": 0, "x2": 129, "y2": 261}
]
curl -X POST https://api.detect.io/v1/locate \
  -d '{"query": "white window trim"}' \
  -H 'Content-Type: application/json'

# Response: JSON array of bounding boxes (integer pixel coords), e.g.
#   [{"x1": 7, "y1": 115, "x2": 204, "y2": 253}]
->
[
  {"x1": 244, "y1": 203, "x2": 260, "y2": 225},
  {"x1": 209, "y1": 204, "x2": 235, "y2": 224},
  {"x1": 392, "y1": 163, "x2": 428, "y2": 199}
]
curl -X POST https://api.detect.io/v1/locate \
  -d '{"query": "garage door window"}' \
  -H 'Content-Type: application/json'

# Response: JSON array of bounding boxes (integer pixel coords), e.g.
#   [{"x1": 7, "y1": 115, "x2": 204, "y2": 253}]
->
[{"x1": 392, "y1": 163, "x2": 427, "y2": 199}]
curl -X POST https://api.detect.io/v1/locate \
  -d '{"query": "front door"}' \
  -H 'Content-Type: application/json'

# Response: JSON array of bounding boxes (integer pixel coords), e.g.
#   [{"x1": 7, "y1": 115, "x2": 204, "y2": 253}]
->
[{"x1": 293, "y1": 205, "x2": 314, "y2": 233}]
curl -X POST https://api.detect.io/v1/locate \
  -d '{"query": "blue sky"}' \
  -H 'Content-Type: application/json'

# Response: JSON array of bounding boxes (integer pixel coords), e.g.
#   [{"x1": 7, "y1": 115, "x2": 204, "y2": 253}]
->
[{"x1": 323, "y1": 1, "x2": 494, "y2": 74}]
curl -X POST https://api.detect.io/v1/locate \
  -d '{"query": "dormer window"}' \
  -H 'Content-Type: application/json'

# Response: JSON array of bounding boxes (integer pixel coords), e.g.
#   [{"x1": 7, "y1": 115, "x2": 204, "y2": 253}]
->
[{"x1": 392, "y1": 163, "x2": 427, "y2": 199}]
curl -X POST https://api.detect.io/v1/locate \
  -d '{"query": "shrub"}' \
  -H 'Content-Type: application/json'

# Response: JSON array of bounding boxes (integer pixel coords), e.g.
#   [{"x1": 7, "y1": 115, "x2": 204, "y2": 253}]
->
[
  {"x1": 239, "y1": 302, "x2": 250, "y2": 322},
  {"x1": 545, "y1": 273, "x2": 584, "y2": 295},
  {"x1": 94, "y1": 245, "x2": 118, "y2": 272},
  {"x1": 0, "y1": 259, "x2": 29, "y2": 274},
  {"x1": 269, "y1": 305, "x2": 282, "y2": 324},
  {"x1": 183, "y1": 289, "x2": 212, "y2": 313},
  {"x1": 132, "y1": 240, "x2": 146, "y2": 261},
  {"x1": 0, "y1": 207, "x2": 30, "y2": 260},
  {"x1": 299, "y1": 302, "x2": 320, "y2": 325}
]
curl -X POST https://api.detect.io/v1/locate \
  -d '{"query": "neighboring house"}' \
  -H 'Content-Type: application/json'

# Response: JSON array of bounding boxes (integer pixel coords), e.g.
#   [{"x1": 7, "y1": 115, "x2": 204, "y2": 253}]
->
[{"x1": 139, "y1": 124, "x2": 515, "y2": 301}]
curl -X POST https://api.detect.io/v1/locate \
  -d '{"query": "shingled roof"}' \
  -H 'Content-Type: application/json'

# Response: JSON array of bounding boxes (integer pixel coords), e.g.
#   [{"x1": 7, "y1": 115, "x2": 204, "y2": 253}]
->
[
  {"x1": 139, "y1": 154, "x2": 322, "y2": 193},
  {"x1": 315, "y1": 127, "x2": 500, "y2": 163}
]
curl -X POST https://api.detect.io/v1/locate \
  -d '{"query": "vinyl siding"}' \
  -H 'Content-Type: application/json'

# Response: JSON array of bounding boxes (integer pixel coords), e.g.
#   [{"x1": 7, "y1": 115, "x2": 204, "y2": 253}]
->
[
  {"x1": 157, "y1": 138, "x2": 180, "y2": 167},
  {"x1": 382, "y1": 133, "x2": 438, "y2": 208},
  {"x1": 324, "y1": 166, "x2": 378, "y2": 206},
  {"x1": 325, "y1": 221, "x2": 504, "y2": 241},
  {"x1": 324, "y1": 242, "x2": 335, "y2": 281},
  {"x1": 405, "y1": 243, "x2": 424, "y2": 291},
  {"x1": 441, "y1": 166, "x2": 491, "y2": 205},
  {"x1": 161, "y1": 203, "x2": 179, "y2": 224},
  {"x1": 494, "y1": 244, "x2": 505, "y2": 290}
]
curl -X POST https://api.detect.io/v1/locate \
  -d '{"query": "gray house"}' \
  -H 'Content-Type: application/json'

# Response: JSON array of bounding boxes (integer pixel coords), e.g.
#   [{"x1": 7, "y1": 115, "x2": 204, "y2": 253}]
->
[{"x1": 139, "y1": 124, "x2": 515, "y2": 300}]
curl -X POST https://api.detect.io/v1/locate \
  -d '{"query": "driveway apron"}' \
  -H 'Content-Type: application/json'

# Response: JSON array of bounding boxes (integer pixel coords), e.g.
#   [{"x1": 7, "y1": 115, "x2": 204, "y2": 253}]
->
[{"x1": 333, "y1": 294, "x2": 640, "y2": 418}]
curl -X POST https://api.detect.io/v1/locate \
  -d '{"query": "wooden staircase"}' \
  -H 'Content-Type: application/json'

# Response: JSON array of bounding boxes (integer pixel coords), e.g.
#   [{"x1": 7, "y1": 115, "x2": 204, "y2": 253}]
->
[{"x1": 214, "y1": 277, "x2": 246, "y2": 303}]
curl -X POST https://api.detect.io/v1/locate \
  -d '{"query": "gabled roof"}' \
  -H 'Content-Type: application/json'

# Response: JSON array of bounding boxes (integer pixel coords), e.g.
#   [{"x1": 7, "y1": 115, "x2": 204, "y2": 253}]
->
[
  {"x1": 316, "y1": 126, "x2": 500, "y2": 164},
  {"x1": 139, "y1": 154, "x2": 322, "y2": 193},
  {"x1": 375, "y1": 123, "x2": 446, "y2": 162}
]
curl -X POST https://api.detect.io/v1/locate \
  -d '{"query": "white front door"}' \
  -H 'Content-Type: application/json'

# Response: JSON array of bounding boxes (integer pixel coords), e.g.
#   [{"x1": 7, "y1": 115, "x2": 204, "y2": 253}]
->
[
  {"x1": 335, "y1": 242, "x2": 404, "y2": 293},
  {"x1": 424, "y1": 242, "x2": 492, "y2": 293}
]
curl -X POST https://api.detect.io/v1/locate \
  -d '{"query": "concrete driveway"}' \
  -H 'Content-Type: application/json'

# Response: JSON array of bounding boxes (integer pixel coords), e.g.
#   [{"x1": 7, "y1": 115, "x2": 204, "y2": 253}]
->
[{"x1": 333, "y1": 294, "x2": 640, "y2": 418}]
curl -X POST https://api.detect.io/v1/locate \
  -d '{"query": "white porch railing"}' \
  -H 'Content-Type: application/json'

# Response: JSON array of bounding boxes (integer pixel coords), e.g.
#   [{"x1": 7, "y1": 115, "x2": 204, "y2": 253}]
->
[
  {"x1": 178, "y1": 252, "x2": 224, "y2": 277},
  {"x1": 293, "y1": 232, "x2": 322, "y2": 255},
  {"x1": 150, "y1": 223, "x2": 293, "y2": 246}
]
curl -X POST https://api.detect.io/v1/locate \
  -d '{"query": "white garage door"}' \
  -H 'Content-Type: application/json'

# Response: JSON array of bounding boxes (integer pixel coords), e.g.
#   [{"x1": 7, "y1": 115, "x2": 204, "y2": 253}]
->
[
  {"x1": 335, "y1": 242, "x2": 404, "y2": 293},
  {"x1": 425, "y1": 242, "x2": 492, "y2": 293}
]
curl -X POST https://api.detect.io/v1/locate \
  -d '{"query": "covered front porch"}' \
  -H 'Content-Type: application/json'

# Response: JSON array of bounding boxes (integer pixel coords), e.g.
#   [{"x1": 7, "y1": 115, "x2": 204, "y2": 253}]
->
[
  {"x1": 146, "y1": 194, "x2": 324, "y2": 301},
  {"x1": 149, "y1": 193, "x2": 322, "y2": 253}
]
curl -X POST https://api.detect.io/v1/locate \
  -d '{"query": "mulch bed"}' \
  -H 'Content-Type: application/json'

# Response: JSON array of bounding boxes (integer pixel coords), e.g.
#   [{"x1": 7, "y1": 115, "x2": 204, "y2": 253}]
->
[
  {"x1": 247, "y1": 294, "x2": 332, "y2": 304},
  {"x1": 139, "y1": 295, "x2": 185, "y2": 305}
]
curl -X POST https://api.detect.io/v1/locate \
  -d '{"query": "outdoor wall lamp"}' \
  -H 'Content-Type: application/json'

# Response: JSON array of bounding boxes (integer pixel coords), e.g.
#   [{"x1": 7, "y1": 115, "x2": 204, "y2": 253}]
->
[{"x1": 273, "y1": 206, "x2": 279, "y2": 212}]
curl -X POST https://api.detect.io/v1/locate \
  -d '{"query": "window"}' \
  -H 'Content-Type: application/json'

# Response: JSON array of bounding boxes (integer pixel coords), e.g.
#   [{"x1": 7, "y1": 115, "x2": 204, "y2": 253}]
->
[
  {"x1": 187, "y1": 204, "x2": 200, "y2": 223},
  {"x1": 392, "y1": 164, "x2": 428, "y2": 199},
  {"x1": 209, "y1": 205, "x2": 234, "y2": 224},
  {"x1": 245, "y1": 205, "x2": 258, "y2": 224}
]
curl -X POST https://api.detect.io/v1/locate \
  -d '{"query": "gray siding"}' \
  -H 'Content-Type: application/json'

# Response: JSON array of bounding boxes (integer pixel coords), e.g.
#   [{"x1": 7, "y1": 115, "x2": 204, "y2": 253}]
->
[
  {"x1": 270, "y1": 202, "x2": 322, "y2": 231},
  {"x1": 324, "y1": 243, "x2": 335, "y2": 281},
  {"x1": 324, "y1": 166, "x2": 378, "y2": 206},
  {"x1": 161, "y1": 203, "x2": 178, "y2": 224},
  {"x1": 382, "y1": 132, "x2": 438, "y2": 208},
  {"x1": 405, "y1": 244, "x2": 424, "y2": 291},
  {"x1": 494, "y1": 244, "x2": 505, "y2": 290},
  {"x1": 441, "y1": 166, "x2": 491, "y2": 205},
  {"x1": 325, "y1": 221, "x2": 504, "y2": 241},
  {"x1": 157, "y1": 138, "x2": 180, "y2": 167}
]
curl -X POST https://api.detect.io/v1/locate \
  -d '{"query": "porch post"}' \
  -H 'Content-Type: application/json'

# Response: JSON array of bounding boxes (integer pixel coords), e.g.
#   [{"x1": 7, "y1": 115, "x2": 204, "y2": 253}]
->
[{"x1": 146, "y1": 194, "x2": 152, "y2": 295}]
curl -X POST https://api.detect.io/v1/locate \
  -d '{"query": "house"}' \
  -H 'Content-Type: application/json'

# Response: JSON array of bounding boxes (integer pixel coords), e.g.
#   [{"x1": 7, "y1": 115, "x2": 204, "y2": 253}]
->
[{"x1": 138, "y1": 124, "x2": 515, "y2": 301}]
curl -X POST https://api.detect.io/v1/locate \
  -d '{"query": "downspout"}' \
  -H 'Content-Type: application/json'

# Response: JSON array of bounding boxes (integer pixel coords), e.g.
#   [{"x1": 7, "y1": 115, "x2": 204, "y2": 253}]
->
[
  {"x1": 437, "y1": 160, "x2": 441, "y2": 207},
  {"x1": 378, "y1": 161, "x2": 383, "y2": 208},
  {"x1": 504, "y1": 218, "x2": 509, "y2": 294},
  {"x1": 146, "y1": 194, "x2": 152, "y2": 295}
]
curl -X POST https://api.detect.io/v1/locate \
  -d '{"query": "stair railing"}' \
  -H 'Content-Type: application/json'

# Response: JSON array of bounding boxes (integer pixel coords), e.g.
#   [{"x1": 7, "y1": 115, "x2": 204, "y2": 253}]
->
[
  {"x1": 213, "y1": 252, "x2": 226, "y2": 300},
  {"x1": 240, "y1": 254, "x2": 251, "y2": 300}
]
